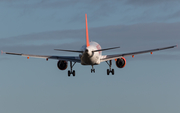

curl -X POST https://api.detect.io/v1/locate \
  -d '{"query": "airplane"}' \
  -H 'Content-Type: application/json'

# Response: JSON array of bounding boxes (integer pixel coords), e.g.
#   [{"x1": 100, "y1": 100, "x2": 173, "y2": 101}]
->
[{"x1": 2, "y1": 14, "x2": 177, "y2": 77}]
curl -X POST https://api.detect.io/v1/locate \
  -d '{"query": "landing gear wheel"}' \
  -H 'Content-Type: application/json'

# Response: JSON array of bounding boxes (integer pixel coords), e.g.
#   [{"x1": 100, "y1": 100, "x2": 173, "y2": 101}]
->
[
  {"x1": 91, "y1": 69, "x2": 95, "y2": 73},
  {"x1": 73, "y1": 70, "x2": 75, "y2": 76},
  {"x1": 112, "y1": 69, "x2": 114, "y2": 75},
  {"x1": 68, "y1": 71, "x2": 71, "y2": 77},
  {"x1": 107, "y1": 69, "x2": 110, "y2": 75}
]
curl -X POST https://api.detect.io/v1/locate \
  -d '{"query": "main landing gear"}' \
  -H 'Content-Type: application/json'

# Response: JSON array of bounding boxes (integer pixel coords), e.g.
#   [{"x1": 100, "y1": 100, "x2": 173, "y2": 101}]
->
[
  {"x1": 68, "y1": 61, "x2": 76, "y2": 77},
  {"x1": 91, "y1": 65, "x2": 95, "y2": 73},
  {"x1": 106, "y1": 60, "x2": 114, "y2": 75}
]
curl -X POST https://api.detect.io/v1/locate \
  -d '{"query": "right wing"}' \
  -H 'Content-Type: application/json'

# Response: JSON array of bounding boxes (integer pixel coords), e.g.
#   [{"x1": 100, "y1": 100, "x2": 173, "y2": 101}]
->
[
  {"x1": 100, "y1": 45, "x2": 177, "y2": 62},
  {"x1": 3, "y1": 52, "x2": 81, "y2": 63}
]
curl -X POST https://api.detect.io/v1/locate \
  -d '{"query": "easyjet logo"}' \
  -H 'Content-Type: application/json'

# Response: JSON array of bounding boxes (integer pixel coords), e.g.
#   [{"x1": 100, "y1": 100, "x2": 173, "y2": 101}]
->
[{"x1": 96, "y1": 44, "x2": 101, "y2": 54}]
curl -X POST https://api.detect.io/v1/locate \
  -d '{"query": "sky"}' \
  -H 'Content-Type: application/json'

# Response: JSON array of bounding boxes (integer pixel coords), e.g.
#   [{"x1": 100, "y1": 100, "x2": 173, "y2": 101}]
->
[{"x1": 0, "y1": 0, "x2": 180, "y2": 113}]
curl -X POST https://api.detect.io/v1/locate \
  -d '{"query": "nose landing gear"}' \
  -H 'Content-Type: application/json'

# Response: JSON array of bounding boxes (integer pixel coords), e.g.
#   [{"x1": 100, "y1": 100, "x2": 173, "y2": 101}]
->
[{"x1": 91, "y1": 65, "x2": 95, "y2": 73}]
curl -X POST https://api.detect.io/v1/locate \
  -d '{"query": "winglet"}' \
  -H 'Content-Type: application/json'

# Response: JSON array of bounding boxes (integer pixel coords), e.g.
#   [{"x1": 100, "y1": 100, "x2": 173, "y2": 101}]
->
[{"x1": 85, "y1": 14, "x2": 90, "y2": 47}]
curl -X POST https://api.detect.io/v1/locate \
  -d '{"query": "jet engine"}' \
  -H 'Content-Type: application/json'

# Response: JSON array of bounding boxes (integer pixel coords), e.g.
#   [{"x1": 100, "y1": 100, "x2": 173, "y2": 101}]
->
[
  {"x1": 57, "y1": 60, "x2": 68, "y2": 70},
  {"x1": 116, "y1": 57, "x2": 126, "y2": 68}
]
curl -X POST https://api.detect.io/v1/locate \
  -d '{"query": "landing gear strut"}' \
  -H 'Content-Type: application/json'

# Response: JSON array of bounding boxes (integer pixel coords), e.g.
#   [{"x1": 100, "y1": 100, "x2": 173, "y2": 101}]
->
[
  {"x1": 68, "y1": 61, "x2": 76, "y2": 77},
  {"x1": 91, "y1": 65, "x2": 95, "y2": 73},
  {"x1": 106, "y1": 60, "x2": 114, "y2": 75}
]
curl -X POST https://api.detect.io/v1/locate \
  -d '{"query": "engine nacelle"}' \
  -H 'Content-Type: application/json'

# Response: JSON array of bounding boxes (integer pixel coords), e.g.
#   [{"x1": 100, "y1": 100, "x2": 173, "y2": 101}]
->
[
  {"x1": 57, "y1": 60, "x2": 68, "y2": 70},
  {"x1": 116, "y1": 57, "x2": 126, "y2": 68}
]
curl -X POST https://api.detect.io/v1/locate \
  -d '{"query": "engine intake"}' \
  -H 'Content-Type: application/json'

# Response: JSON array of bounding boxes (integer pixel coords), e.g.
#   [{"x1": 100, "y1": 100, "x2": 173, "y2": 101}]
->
[
  {"x1": 116, "y1": 57, "x2": 126, "y2": 68},
  {"x1": 57, "y1": 60, "x2": 68, "y2": 70}
]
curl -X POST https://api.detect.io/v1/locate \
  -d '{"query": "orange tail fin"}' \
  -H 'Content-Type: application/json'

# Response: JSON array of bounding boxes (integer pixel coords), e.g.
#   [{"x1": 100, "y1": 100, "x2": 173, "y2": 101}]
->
[{"x1": 85, "y1": 14, "x2": 90, "y2": 47}]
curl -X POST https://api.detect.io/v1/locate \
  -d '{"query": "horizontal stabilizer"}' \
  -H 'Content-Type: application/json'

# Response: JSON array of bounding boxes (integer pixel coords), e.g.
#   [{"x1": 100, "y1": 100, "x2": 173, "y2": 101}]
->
[
  {"x1": 93, "y1": 46, "x2": 120, "y2": 52},
  {"x1": 54, "y1": 49, "x2": 83, "y2": 53}
]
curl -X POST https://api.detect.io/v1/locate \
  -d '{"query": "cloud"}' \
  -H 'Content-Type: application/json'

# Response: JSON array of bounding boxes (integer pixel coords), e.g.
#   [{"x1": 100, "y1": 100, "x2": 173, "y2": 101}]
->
[
  {"x1": 0, "y1": 0, "x2": 118, "y2": 8},
  {"x1": 89, "y1": 23, "x2": 180, "y2": 47},
  {"x1": 0, "y1": 0, "x2": 120, "y2": 17},
  {"x1": 1, "y1": 43, "x2": 82, "y2": 55},
  {"x1": 1, "y1": 22, "x2": 180, "y2": 46},
  {"x1": 126, "y1": 0, "x2": 180, "y2": 6},
  {"x1": 1, "y1": 0, "x2": 180, "y2": 25},
  {"x1": 1, "y1": 22, "x2": 179, "y2": 57},
  {"x1": 166, "y1": 10, "x2": 180, "y2": 19},
  {"x1": 0, "y1": 29, "x2": 85, "y2": 46},
  {"x1": 1, "y1": 0, "x2": 179, "y2": 8}
]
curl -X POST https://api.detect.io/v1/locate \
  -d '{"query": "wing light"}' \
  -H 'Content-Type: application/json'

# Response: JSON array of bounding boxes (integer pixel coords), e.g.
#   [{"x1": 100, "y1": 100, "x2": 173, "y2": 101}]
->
[
  {"x1": 132, "y1": 55, "x2": 134, "y2": 58},
  {"x1": 1, "y1": 50, "x2": 4, "y2": 55}
]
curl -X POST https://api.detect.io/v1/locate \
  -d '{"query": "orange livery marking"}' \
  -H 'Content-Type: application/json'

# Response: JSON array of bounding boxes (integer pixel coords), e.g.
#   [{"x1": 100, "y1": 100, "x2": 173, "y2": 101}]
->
[{"x1": 85, "y1": 14, "x2": 90, "y2": 47}]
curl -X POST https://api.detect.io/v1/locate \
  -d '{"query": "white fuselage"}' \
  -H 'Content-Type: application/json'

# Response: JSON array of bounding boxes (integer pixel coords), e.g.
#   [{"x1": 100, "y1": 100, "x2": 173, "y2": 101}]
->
[{"x1": 80, "y1": 41, "x2": 102, "y2": 65}]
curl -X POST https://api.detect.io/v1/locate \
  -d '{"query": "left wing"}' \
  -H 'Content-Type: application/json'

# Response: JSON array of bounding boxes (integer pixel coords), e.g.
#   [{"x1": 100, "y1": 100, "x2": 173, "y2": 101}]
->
[
  {"x1": 100, "y1": 45, "x2": 177, "y2": 62},
  {"x1": 3, "y1": 52, "x2": 81, "y2": 63}
]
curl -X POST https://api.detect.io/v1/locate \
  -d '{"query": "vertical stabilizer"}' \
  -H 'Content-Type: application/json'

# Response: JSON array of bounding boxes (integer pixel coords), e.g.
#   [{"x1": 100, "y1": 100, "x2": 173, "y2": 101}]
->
[{"x1": 85, "y1": 14, "x2": 90, "y2": 47}]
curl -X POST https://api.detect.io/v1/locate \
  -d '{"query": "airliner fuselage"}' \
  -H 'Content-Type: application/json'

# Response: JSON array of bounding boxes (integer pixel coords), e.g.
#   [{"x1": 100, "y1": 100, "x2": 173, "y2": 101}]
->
[{"x1": 80, "y1": 41, "x2": 102, "y2": 65}]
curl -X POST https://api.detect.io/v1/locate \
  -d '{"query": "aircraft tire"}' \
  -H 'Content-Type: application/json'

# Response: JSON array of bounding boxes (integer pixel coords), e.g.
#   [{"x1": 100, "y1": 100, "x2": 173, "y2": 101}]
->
[
  {"x1": 68, "y1": 71, "x2": 71, "y2": 77},
  {"x1": 112, "y1": 69, "x2": 114, "y2": 75},
  {"x1": 107, "y1": 69, "x2": 110, "y2": 75},
  {"x1": 73, "y1": 70, "x2": 75, "y2": 76}
]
